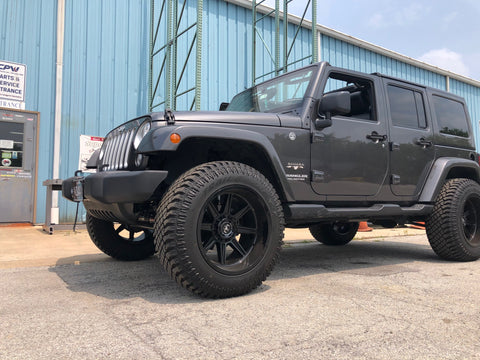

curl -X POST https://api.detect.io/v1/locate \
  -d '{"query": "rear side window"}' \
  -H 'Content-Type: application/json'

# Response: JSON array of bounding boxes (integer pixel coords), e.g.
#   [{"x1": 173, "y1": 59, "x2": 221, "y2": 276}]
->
[
  {"x1": 433, "y1": 95, "x2": 469, "y2": 138},
  {"x1": 387, "y1": 85, "x2": 427, "y2": 129}
]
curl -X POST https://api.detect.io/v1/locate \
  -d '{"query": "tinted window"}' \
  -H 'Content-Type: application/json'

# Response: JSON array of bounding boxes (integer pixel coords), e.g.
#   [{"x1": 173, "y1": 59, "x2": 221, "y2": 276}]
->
[
  {"x1": 433, "y1": 95, "x2": 469, "y2": 138},
  {"x1": 388, "y1": 85, "x2": 427, "y2": 129}
]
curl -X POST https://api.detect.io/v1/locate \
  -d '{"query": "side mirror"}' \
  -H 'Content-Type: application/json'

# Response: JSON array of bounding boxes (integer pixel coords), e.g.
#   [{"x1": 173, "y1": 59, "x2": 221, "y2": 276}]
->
[
  {"x1": 315, "y1": 91, "x2": 351, "y2": 129},
  {"x1": 319, "y1": 91, "x2": 351, "y2": 116},
  {"x1": 219, "y1": 102, "x2": 229, "y2": 111}
]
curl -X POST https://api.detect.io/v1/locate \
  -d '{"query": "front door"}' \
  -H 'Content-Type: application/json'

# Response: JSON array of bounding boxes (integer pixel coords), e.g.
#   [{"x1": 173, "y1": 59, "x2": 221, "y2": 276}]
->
[
  {"x1": 311, "y1": 71, "x2": 389, "y2": 197},
  {"x1": 0, "y1": 109, "x2": 38, "y2": 223}
]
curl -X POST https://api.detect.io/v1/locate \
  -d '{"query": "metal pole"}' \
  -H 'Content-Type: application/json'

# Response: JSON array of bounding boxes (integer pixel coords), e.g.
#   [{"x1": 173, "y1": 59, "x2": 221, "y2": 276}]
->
[
  {"x1": 252, "y1": 1, "x2": 256, "y2": 85},
  {"x1": 165, "y1": 0, "x2": 172, "y2": 109},
  {"x1": 148, "y1": 0, "x2": 154, "y2": 111},
  {"x1": 312, "y1": 0, "x2": 318, "y2": 63},
  {"x1": 52, "y1": 0, "x2": 65, "y2": 224},
  {"x1": 172, "y1": 0, "x2": 178, "y2": 110},
  {"x1": 275, "y1": 0, "x2": 280, "y2": 75},
  {"x1": 283, "y1": 0, "x2": 288, "y2": 73},
  {"x1": 195, "y1": 0, "x2": 203, "y2": 110}
]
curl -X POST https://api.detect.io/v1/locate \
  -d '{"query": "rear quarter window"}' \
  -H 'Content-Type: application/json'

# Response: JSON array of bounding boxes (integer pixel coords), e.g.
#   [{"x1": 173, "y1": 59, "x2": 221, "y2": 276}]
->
[{"x1": 432, "y1": 95, "x2": 469, "y2": 138}]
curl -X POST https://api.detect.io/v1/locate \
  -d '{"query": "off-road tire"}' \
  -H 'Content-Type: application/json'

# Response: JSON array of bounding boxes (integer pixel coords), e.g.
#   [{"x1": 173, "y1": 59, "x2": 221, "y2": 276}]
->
[
  {"x1": 309, "y1": 222, "x2": 359, "y2": 246},
  {"x1": 426, "y1": 178, "x2": 480, "y2": 261},
  {"x1": 154, "y1": 161, "x2": 285, "y2": 298},
  {"x1": 86, "y1": 213, "x2": 155, "y2": 261}
]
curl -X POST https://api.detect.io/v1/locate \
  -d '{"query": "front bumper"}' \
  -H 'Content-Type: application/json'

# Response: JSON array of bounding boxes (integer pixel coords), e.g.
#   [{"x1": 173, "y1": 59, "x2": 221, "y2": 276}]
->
[{"x1": 62, "y1": 170, "x2": 168, "y2": 203}]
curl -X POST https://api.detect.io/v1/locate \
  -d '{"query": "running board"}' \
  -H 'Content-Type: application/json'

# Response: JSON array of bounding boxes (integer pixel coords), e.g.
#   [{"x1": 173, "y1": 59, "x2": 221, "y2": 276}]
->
[{"x1": 285, "y1": 203, "x2": 433, "y2": 224}]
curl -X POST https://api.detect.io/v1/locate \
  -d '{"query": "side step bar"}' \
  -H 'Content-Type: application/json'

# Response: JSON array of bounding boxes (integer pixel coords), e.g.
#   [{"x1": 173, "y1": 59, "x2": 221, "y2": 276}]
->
[{"x1": 285, "y1": 203, "x2": 433, "y2": 225}]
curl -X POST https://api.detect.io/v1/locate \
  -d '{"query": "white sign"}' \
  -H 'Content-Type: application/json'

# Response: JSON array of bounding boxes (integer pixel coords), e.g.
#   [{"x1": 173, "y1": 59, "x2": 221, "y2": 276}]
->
[
  {"x1": 78, "y1": 135, "x2": 104, "y2": 173},
  {"x1": 0, "y1": 139, "x2": 14, "y2": 149},
  {"x1": 0, "y1": 99, "x2": 25, "y2": 110},
  {"x1": 0, "y1": 61, "x2": 26, "y2": 105}
]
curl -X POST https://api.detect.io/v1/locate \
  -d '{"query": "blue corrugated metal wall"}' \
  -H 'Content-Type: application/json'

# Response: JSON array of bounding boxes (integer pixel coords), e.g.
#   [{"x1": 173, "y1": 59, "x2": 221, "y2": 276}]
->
[
  {"x1": 1, "y1": 0, "x2": 149, "y2": 223},
  {"x1": 59, "y1": 0, "x2": 150, "y2": 222},
  {"x1": 321, "y1": 35, "x2": 447, "y2": 89},
  {"x1": 151, "y1": 0, "x2": 313, "y2": 112},
  {"x1": 0, "y1": 0, "x2": 57, "y2": 224},
  {"x1": 1, "y1": 0, "x2": 480, "y2": 223}
]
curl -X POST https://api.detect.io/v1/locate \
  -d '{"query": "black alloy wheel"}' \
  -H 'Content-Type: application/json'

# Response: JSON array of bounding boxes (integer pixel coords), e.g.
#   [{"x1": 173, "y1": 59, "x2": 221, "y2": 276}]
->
[
  {"x1": 86, "y1": 213, "x2": 155, "y2": 261},
  {"x1": 461, "y1": 196, "x2": 480, "y2": 247},
  {"x1": 154, "y1": 161, "x2": 284, "y2": 298},
  {"x1": 198, "y1": 187, "x2": 268, "y2": 275}
]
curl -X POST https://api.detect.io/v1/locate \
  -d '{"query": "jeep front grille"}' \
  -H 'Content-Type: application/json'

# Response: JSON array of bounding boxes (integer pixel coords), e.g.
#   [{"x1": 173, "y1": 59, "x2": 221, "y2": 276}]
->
[{"x1": 99, "y1": 122, "x2": 139, "y2": 171}]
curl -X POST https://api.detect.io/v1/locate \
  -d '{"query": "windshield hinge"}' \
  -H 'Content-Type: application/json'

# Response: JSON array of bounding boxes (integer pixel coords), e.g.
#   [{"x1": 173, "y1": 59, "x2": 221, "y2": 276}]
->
[{"x1": 164, "y1": 108, "x2": 175, "y2": 125}]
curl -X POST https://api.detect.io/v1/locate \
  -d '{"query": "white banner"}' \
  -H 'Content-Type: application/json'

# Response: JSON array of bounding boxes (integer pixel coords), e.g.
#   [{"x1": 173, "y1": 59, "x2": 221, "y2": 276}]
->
[{"x1": 78, "y1": 135, "x2": 104, "y2": 173}]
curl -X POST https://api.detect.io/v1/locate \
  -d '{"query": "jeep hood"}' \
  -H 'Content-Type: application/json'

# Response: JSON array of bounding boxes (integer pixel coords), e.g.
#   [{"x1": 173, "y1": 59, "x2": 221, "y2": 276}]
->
[{"x1": 150, "y1": 111, "x2": 300, "y2": 127}]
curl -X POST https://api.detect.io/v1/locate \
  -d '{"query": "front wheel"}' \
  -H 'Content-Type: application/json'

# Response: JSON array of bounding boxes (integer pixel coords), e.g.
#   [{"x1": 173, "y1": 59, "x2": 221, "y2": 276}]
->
[
  {"x1": 154, "y1": 161, "x2": 285, "y2": 298},
  {"x1": 426, "y1": 178, "x2": 480, "y2": 261},
  {"x1": 86, "y1": 213, "x2": 155, "y2": 261},
  {"x1": 309, "y1": 222, "x2": 359, "y2": 246}
]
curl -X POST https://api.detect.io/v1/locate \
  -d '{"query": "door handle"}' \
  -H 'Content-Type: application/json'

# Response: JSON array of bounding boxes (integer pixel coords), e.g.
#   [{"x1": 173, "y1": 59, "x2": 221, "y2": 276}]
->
[
  {"x1": 416, "y1": 138, "x2": 432, "y2": 148},
  {"x1": 366, "y1": 131, "x2": 387, "y2": 143}
]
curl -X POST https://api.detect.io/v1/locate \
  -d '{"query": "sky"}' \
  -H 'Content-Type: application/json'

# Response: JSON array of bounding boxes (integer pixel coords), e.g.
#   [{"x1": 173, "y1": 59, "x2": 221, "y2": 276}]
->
[{"x1": 262, "y1": 0, "x2": 480, "y2": 81}]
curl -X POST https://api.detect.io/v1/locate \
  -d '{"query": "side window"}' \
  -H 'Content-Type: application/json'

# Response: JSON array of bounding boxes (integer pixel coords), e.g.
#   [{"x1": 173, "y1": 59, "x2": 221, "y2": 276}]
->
[
  {"x1": 387, "y1": 85, "x2": 427, "y2": 129},
  {"x1": 323, "y1": 73, "x2": 375, "y2": 121},
  {"x1": 432, "y1": 95, "x2": 469, "y2": 138}
]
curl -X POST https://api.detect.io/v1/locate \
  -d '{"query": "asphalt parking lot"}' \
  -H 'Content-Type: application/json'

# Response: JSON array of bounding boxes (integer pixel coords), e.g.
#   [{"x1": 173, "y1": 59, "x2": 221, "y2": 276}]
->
[{"x1": 1, "y1": 226, "x2": 479, "y2": 359}]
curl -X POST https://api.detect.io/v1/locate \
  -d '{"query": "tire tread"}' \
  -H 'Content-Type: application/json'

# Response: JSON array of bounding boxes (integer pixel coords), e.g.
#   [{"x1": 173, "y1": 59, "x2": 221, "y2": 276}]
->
[{"x1": 154, "y1": 161, "x2": 285, "y2": 298}]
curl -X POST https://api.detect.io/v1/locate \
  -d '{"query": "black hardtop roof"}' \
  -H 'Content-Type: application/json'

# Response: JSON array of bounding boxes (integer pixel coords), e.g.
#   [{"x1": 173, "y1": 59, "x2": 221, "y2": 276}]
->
[
  {"x1": 322, "y1": 62, "x2": 461, "y2": 101},
  {"x1": 371, "y1": 71, "x2": 463, "y2": 100}
]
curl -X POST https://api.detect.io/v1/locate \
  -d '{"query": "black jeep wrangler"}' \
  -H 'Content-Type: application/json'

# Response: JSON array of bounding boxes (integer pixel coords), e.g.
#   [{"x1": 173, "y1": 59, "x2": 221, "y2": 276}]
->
[{"x1": 63, "y1": 62, "x2": 480, "y2": 298}]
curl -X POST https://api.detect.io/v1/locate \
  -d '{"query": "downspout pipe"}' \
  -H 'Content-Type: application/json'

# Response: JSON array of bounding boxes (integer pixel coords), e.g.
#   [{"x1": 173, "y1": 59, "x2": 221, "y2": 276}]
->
[{"x1": 51, "y1": 0, "x2": 65, "y2": 224}]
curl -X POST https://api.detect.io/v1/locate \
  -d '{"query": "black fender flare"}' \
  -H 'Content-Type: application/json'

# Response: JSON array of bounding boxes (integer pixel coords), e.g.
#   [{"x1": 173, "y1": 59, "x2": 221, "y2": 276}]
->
[
  {"x1": 137, "y1": 125, "x2": 295, "y2": 201},
  {"x1": 419, "y1": 157, "x2": 480, "y2": 202}
]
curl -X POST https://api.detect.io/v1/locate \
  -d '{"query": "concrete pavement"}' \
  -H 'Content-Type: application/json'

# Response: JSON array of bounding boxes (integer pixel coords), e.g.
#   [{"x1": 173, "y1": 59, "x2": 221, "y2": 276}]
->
[
  {"x1": 0, "y1": 223, "x2": 425, "y2": 269},
  {"x1": 2, "y1": 227, "x2": 480, "y2": 359}
]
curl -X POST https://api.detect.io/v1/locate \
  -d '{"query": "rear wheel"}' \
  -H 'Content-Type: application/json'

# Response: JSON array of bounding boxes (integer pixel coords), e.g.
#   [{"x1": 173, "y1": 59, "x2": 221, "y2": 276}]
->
[
  {"x1": 309, "y1": 222, "x2": 359, "y2": 246},
  {"x1": 86, "y1": 213, "x2": 155, "y2": 261},
  {"x1": 426, "y1": 178, "x2": 480, "y2": 261},
  {"x1": 154, "y1": 161, "x2": 285, "y2": 298}
]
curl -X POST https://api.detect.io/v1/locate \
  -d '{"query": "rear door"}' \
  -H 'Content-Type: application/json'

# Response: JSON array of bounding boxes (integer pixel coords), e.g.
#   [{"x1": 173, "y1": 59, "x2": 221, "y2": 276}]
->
[{"x1": 385, "y1": 81, "x2": 435, "y2": 197}]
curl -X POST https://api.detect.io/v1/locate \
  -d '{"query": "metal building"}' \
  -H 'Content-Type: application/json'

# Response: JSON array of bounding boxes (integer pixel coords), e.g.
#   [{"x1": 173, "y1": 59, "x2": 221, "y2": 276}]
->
[{"x1": 1, "y1": 0, "x2": 479, "y2": 224}]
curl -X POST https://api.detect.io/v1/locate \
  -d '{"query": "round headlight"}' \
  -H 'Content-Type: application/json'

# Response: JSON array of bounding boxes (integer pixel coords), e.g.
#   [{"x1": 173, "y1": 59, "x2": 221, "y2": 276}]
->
[{"x1": 133, "y1": 120, "x2": 151, "y2": 149}]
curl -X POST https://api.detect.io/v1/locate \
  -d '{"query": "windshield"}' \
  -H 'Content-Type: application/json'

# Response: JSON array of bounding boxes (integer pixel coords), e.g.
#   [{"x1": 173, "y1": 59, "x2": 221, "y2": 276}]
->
[{"x1": 226, "y1": 67, "x2": 314, "y2": 113}]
